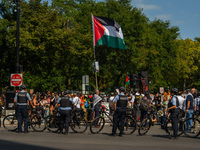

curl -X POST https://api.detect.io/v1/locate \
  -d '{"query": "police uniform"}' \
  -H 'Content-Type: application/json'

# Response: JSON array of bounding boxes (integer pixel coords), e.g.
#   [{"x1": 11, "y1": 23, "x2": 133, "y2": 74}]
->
[
  {"x1": 112, "y1": 93, "x2": 128, "y2": 136},
  {"x1": 169, "y1": 95, "x2": 180, "y2": 138},
  {"x1": 57, "y1": 95, "x2": 74, "y2": 134},
  {"x1": 14, "y1": 90, "x2": 31, "y2": 133}
]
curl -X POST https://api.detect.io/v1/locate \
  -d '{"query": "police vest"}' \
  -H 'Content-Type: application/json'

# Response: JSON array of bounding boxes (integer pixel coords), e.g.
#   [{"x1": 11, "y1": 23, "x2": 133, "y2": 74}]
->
[
  {"x1": 117, "y1": 95, "x2": 128, "y2": 108},
  {"x1": 168, "y1": 97, "x2": 179, "y2": 111},
  {"x1": 60, "y1": 96, "x2": 72, "y2": 108},
  {"x1": 17, "y1": 92, "x2": 28, "y2": 104},
  {"x1": 135, "y1": 95, "x2": 140, "y2": 104}
]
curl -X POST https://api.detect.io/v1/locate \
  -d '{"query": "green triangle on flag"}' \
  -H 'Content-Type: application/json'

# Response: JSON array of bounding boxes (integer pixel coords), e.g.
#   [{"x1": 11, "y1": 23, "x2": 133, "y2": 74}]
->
[{"x1": 126, "y1": 75, "x2": 130, "y2": 85}]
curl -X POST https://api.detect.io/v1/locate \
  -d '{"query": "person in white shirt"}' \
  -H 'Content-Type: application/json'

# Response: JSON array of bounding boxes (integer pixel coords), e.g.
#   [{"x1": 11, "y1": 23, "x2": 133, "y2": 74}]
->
[
  {"x1": 131, "y1": 94, "x2": 135, "y2": 108},
  {"x1": 73, "y1": 93, "x2": 81, "y2": 109},
  {"x1": 109, "y1": 92, "x2": 115, "y2": 114},
  {"x1": 177, "y1": 91, "x2": 185, "y2": 111}
]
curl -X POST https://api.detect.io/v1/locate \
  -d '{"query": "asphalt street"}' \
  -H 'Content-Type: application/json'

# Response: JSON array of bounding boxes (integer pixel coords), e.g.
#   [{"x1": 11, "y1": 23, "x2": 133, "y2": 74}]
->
[{"x1": 0, "y1": 123, "x2": 200, "y2": 150}]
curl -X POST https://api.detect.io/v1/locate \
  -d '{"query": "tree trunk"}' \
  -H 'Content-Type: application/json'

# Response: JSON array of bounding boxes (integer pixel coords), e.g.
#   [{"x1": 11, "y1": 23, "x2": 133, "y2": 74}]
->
[{"x1": 183, "y1": 78, "x2": 186, "y2": 93}]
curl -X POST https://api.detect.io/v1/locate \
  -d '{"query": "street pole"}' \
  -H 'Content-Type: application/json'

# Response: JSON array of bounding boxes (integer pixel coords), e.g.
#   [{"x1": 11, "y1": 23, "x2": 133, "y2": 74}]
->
[
  {"x1": 16, "y1": 0, "x2": 20, "y2": 73},
  {"x1": 94, "y1": 48, "x2": 98, "y2": 90},
  {"x1": 92, "y1": 14, "x2": 98, "y2": 90}
]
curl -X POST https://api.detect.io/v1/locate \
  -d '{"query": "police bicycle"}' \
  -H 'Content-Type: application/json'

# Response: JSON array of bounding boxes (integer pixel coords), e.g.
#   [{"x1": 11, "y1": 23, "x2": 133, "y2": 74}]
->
[
  {"x1": 182, "y1": 110, "x2": 200, "y2": 138},
  {"x1": 45, "y1": 108, "x2": 88, "y2": 133},
  {"x1": 90, "y1": 105, "x2": 137, "y2": 134},
  {"x1": 138, "y1": 109, "x2": 184, "y2": 136},
  {"x1": 3, "y1": 108, "x2": 46, "y2": 132}
]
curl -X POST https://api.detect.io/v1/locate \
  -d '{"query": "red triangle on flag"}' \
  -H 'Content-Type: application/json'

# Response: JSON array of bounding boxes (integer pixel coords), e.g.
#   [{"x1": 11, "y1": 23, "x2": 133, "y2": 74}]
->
[{"x1": 93, "y1": 15, "x2": 106, "y2": 46}]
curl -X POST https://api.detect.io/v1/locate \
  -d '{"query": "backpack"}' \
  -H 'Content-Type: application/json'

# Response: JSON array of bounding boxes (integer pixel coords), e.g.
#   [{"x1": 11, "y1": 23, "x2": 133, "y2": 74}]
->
[
  {"x1": 168, "y1": 97, "x2": 179, "y2": 108},
  {"x1": 135, "y1": 94, "x2": 141, "y2": 104},
  {"x1": 139, "y1": 98, "x2": 149, "y2": 112},
  {"x1": 84, "y1": 100, "x2": 89, "y2": 108},
  {"x1": 109, "y1": 97, "x2": 115, "y2": 111}
]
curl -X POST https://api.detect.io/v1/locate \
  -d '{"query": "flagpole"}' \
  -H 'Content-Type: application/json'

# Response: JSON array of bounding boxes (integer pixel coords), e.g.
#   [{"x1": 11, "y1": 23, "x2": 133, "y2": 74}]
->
[{"x1": 92, "y1": 13, "x2": 98, "y2": 90}]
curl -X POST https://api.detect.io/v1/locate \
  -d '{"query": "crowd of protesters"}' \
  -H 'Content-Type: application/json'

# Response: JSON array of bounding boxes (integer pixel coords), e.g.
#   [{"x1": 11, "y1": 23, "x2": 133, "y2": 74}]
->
[{"x1": 0, "y1": 87, "x2": 200, "y2": 132}]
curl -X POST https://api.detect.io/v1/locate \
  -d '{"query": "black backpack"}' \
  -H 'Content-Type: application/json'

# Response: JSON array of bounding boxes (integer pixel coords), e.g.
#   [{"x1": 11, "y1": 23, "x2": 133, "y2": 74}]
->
[
  {"x1": 139, "y1": 98, "x2": 149, "y2": 112},
  {"x1": 168, "y1": 96, "x2": 179, "y2": 113}
]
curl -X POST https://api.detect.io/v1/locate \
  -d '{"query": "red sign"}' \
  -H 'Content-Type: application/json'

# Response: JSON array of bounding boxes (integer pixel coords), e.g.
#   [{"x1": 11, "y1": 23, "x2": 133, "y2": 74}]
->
[{"x1": 10, "y1": 74, "x2": 22, "y2": 87}]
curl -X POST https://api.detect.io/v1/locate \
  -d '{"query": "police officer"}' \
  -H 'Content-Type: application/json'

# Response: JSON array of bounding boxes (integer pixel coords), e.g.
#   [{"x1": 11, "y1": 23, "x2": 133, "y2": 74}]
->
[
  {"x1": 110, "y1": 86, "x2": 128, "y2": 137},
  {"x1": 168, "y1": 88, "x2": 180, "y2": 139},
  {"x1": 56, "y1": 90, "x2": 74, "y2": 135},
  {"x1": 14, "y1": 84, "x2": 31, "y2": 133}
]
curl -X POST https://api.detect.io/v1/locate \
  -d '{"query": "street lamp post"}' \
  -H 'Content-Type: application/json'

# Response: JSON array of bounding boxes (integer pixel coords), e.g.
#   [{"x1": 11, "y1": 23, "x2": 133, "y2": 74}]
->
[{"x1": 15, "y1": 0, "x2": 20, "y2": 73}]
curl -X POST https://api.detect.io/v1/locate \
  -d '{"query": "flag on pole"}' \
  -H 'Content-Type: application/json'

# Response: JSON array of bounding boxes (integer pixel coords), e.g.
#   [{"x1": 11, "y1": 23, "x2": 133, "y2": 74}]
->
[
  {"x1": 126, "y1": 75, "x2": 130, "y2": 85},
  {"x1": 92, "y1": 15, "x2": 126, "y2": 49}
]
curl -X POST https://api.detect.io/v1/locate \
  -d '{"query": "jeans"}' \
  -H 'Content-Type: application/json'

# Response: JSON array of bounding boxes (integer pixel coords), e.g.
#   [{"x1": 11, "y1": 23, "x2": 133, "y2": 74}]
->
[
  {"x1": 186, "y1": 110, "x2": 194, "y2": 131},
  {"x1": 161, "y1": 115, "x2": 167, "y2": 126},
  {"x1": 94, "y1": 104, "x2": 101, "y2": 125},
  {"x1": 44, "y1": 108, "x2": 49, "y2": 118},
  {"x1": 140, "y1": 110, "x2": 147, "y2": 123},
  {"x1": 134, "y1": 104, "x2": 139, "y2": 122}
]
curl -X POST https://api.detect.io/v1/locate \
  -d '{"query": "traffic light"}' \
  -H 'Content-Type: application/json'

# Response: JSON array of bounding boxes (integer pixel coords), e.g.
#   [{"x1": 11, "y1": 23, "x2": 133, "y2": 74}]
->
[
  {"x1": 141, "y1": 71, "x2": 148, "y2": 86},
  {"x1": 130, "y1": 74, "x2": 140, "y2": 88}
]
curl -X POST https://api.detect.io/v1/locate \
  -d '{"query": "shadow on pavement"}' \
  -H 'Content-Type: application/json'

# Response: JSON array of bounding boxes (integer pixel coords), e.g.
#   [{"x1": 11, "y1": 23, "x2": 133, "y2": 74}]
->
[
  {"x1": 152, "y1": 134, "x2": 171, "y2": 139},
  {"x1": 0, "y1": 139, "x2": 62, "y2": 150},
  {"x1": 102, "y1": 132, "x2": 111, "y2": 136}
]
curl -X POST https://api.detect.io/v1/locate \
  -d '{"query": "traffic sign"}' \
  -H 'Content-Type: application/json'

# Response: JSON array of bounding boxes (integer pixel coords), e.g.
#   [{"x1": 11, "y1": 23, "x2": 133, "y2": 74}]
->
[
  {"x1": 160, "y1": 87, "x2": 164, "y2": 94},
  {"x1": 10, "y1": 74, "x2": 22, "y2": 87}
]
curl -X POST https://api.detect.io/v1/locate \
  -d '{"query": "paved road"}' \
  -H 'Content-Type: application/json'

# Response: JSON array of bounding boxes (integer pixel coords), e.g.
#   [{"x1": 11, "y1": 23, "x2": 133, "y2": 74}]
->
[{"x1": 0, "y1": 124, "x2": 200, "y2": 150}]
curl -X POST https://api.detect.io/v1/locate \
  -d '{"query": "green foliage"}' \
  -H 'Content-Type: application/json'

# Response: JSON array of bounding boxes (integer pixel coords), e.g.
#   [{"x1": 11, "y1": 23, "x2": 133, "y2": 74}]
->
[{"x1": 1, "y1": 0, "x2": 199, "y2": 93}]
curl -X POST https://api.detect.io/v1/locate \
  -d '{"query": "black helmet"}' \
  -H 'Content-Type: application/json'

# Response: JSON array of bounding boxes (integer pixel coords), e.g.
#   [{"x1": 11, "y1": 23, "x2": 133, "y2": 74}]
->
[
  {"x1": 119, "y1": 86, "x2": 125, "y2": 92},
  {"x1": 20, "y1": 84, "x2": 26, "y2": 89},
  {"x1": 171, "y1": 88, "x2": 178, "y2": 94}
]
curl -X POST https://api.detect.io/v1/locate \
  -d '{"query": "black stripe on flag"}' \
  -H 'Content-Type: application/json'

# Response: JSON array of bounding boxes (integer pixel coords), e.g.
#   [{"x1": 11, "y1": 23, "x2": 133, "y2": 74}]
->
[{"x1": 95, "y1": 16, "x2": 120, "y2": 32}]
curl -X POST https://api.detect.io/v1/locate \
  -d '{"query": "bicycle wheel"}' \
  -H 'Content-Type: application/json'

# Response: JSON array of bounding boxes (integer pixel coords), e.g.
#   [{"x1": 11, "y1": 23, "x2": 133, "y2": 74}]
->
[
  {"x1": 3, "y1": 115, "x2": 18, "y2": 131},
  {"x1": 31, "y1": 115, "x2": 46, "y2": 132},
  {"x1": 165, "y1": 119, "x2": 173, "y2": 136},
  {"x1": 90, "y1": 116, "x2": 105, "y2": 134},
  {"x1": 183, "y1": 117, "x2": 200, "y2": 138},
  {"x1": 118, "y1": 116, "x2": 137, "y2": 135},
  {"x1": 71, "y1": 117, "x2": 88, "y2": 133},
  {"x1": 138, "y1": 118, "x2": 151, "y2": 135},
  {"x1": 45, "y1": 115, "x2": 59, "y2": 133},
  {"x1": 165, "y1": 119, "x2": 184, "y2": 136}
]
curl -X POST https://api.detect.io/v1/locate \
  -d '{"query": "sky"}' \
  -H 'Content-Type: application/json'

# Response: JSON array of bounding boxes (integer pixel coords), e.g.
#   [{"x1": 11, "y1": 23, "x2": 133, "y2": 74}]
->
[
  {"x1": 131, "y1": 0, "x2": 200, "y2": 40},
  {"x1": 40, "y1": 0, "x2": 200, "y2": 40}
]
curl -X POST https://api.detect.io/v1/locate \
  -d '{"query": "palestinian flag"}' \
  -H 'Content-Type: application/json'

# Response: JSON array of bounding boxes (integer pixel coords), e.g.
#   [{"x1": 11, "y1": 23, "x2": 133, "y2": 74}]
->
[
  {"x1": 126, "y1": 75, "x2": 130, "y2": 85},
  {"x1": 92, "y1": 15, "x2": 126, "y2": 49}
]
